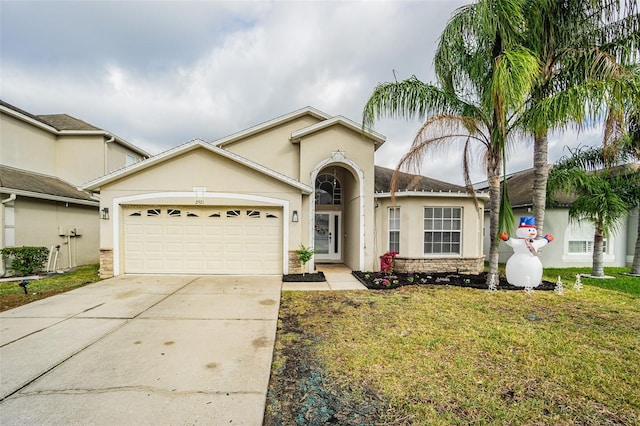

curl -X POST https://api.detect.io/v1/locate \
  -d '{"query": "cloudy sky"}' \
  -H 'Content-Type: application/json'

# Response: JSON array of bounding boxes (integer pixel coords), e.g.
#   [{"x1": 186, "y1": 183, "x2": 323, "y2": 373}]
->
[{"x1": 1, "y1": 0, "x2": 602, "y2": 185}]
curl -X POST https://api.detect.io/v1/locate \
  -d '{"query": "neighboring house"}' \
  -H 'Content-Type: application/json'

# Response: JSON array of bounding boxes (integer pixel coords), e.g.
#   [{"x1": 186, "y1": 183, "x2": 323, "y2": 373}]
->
[
  {"x1": 0, "y1": 100, "x2": 149, "y2": 274},
  {"x1": 481, "y1": 167, "x2": 639, "y2": 268},
  {"x1": 83, "y1": 107, "x2": 488, "y2": 277}
]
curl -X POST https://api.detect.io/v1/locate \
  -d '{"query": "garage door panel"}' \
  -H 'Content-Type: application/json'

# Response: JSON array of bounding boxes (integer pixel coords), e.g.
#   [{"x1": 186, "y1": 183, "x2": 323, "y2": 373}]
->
[
  {"x1": 185, "y1": 226, "x2": 203, "y2": 236},
  {"x1": 124, "y1": 206, "x2": 282, "y2": 275},
  {"x1": 185, "y1": 242, "x2": 203, "y2": 253},
  {"x1": 166, "y1": 243, "x2": 184, "y2": 254},
  {"x1": 224, "y1": 226, "x2": 243, "y2": 236}
]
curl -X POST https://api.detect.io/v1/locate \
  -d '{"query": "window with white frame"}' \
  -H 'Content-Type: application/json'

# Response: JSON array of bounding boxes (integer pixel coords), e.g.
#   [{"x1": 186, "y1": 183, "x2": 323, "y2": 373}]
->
[
  {"x1": 126, "y1": 153, "x2": 136, "y2": 166},
  {"x1": 388, "y1": 207, "x2": 400, "y2": 253},
  {"x1": 567, "y1": 222, "x2": 608, "y2": 254},
  {"x1": 424, "y1": 207, "x2": 462, "y2": 255}
]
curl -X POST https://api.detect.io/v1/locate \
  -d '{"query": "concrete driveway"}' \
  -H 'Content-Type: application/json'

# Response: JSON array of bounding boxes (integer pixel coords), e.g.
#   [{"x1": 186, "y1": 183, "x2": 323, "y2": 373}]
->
[{"x1": 0, "y1": 275, "x2": 281, "y2": 425}]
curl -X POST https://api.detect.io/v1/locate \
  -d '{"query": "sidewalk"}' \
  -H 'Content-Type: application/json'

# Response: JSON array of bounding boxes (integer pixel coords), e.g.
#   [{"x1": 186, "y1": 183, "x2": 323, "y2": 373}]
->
[{"x1": 281, "y1": 264, "x2": 367, "y2": 291}]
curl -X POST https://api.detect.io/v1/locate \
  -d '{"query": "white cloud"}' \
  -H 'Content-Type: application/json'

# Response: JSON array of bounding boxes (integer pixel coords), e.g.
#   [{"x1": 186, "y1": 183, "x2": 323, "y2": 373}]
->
[{"x1": 3, "y1": 0, "x2": 610, "y2": 187}]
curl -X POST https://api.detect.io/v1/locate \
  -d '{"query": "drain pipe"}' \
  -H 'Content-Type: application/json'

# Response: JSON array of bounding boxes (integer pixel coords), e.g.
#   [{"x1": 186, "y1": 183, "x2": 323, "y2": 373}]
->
[
  {"x1": 104, "y1": 134, "x2": 115, "y2": 174},
  {"x1": 2, "y1": 193, "x2": 16, "y2": 204},
  {"x1": 1, "y1": 194, "x2": 17, "y2": 276}
]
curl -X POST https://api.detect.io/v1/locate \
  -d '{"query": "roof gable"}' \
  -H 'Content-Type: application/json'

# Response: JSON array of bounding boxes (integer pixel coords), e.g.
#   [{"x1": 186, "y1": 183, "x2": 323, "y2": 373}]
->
[
  {"x1": 215, "y1": 106, "x2": 331, "y2": 148},
  {"x1": 83, "y1": 139, "x2": 313, "y2": 193},
  {"x1": 290, "y1": 115, "x2": 385, "y2": 149}
]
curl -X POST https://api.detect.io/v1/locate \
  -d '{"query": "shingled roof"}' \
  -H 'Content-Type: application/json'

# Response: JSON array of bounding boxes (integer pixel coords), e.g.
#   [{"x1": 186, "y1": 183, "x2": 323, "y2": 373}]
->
[
  {"x1": 374, "y1": 165, "x2": 468, "y2": 193},
  {"x1": 0, "y1": 165, "x2": 97, "y2": 204},
  {"x1": 480, "y1": 165, "x2": 623, "y2": 208},
  {"x1": 37, "y1": 114, "x2": 102, "y2": 131}
]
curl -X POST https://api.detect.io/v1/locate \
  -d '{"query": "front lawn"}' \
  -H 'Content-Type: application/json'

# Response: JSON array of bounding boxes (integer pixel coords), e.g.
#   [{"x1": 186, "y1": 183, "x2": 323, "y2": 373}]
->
[
  {"x1": 265, "y1": 268, "x2": 640, "y2": 424},
  {"x1": 0, "y1": 264, "x2": 101, "y2": 312}
]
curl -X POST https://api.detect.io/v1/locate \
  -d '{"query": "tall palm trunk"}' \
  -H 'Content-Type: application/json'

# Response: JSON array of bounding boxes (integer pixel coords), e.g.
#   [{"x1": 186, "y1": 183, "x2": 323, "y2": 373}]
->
[
  {"x1": 591, "y1": 224, "x2": 605, "y2": 277},
  {"x1": 533, "y1": 131, "x2": 549, "y2": 236},
  {"x1": 487, "y1": 163, "x2": 502, "y2": 285},
  {"x1": 632, "y1": 210, "x2": 640, "y2": 275}
]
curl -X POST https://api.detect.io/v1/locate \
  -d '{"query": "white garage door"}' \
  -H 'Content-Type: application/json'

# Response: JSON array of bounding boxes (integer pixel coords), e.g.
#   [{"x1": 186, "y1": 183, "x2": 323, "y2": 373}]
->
[{"x1": 123, "y1": 206, "x2": 282, "y2": 275}]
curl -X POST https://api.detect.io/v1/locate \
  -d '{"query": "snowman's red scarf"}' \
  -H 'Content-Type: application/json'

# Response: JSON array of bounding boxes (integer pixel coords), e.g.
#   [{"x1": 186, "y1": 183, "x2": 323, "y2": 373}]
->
[{"x1": 525, "y1": 238, "x2": 537, "y2": 255}]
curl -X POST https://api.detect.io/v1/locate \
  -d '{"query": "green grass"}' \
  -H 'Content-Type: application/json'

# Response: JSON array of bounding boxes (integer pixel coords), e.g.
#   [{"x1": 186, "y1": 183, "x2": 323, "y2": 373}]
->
[
  {"x1": 0, "y1": 264, "x2": 101, "y2": 311},
  {"x1": 272, "y1": 277, "x2": 640, "y2": 424},
  {"x1": 543, "y1": 266, "x2": 639, "y2": 296}
]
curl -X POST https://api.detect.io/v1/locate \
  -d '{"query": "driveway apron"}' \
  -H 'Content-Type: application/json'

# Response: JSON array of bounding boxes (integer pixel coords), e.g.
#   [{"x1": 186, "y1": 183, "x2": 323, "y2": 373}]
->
[{"x1": 0, "y1": 275, "x2": 281, "y2": 425}]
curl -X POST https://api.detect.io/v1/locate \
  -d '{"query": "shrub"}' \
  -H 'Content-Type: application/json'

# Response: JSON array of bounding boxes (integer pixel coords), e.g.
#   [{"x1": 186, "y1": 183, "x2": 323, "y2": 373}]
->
[
  {"x1": 295, "y1": 244, "x2": 315, "y2": 275},
  {"x1": 0, "y1": 246, "x2": 49, "y2": 276}
]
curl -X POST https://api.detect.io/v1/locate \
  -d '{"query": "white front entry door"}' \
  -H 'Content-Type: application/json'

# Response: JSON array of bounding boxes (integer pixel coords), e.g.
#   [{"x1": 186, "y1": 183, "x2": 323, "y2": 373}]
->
[{"x1": 314, "y1": 212, "x2": 341, "y2": 261}]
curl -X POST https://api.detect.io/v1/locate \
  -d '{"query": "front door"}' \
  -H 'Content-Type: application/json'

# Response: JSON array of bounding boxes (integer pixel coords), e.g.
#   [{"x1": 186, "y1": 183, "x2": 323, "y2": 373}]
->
[{"x1": 314, "y1": 212, "x2": 341, "y2": 261}]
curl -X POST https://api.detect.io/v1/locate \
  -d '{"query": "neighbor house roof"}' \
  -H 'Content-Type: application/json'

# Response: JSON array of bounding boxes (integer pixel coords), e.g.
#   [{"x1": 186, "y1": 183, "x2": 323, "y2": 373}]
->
[
  {"x1": 83, "y1": 139, "x2": 314, "y2": 194},
  {"x1": 0, "y1": 165, "x2": 98, "y2": 206},
  {"x1": 374, "y1": 166, "x2": 488, "y2": 199},
  {"x1": 37, "y1": 114, "x2": 102, "y2": 131},
  {"x1": 481, "y1": 166, "x2": 575, "y2": 208},
  {"x1": 0, "y1": 99, "x2": 150, "y2": 158},
  {"x1": 477, "y1": 164, "x2": 640, "y2": 208}
]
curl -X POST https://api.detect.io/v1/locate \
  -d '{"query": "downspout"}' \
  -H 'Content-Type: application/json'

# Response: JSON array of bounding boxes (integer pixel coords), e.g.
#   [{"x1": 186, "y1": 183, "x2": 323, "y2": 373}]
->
[
  {"x1": 2, "y1": 194, "x2": 16, "y2": 204},
  {"x1": 1, "y1": 193, "x2": 17, "y2": 276},
  {"x1": 104, "y1": 134, "x2": 115, "y2": 174}
]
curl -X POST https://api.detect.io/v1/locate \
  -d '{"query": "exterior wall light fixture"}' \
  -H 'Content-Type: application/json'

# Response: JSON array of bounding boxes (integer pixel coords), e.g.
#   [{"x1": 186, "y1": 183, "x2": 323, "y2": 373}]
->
[
  {"x1": 292, "y1": 210, "x2": 299, "y2": 222},
  {"x1": 101, "y1": 207, "x2": 110, "y2": 220}
]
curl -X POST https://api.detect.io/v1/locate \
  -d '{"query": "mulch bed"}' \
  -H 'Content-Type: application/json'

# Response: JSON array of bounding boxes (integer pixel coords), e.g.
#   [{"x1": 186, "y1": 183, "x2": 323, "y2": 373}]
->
[
  {"x1": 352, "y1": 271, "x2": 555, "y2": 291},
  {"x1": 282, "y1": 272, "x2": 326, "y2": 282}
]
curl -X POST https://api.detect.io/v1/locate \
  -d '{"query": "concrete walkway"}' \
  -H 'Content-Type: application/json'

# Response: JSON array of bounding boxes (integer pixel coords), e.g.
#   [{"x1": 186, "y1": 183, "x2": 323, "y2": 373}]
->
[
  {"x1": 0, "y1": 275, "x2": 281, "y2": 425},
  {"x1": 281, "y1": 264, "x2": 367, "y2": 291}
]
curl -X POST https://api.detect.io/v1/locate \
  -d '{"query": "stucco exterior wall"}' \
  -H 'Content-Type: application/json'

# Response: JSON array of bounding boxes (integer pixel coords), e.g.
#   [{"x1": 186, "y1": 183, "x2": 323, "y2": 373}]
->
[
  {"x1": 97, "y1": 148, "x2": 304, "y2": 271},
  {"x1": 483, "y1": 207, "x2": 629, "y2": 268},
  {"x1": 107, "y1": 141, "x2": 145, "y2": 173},
  {"x1": 56, "y1": 135, "x2": 105, "y2": 184},
  {"x1": 223, "y1": 116, "x2": 322, "y2": 180},
  {"x1": 1, "y1": 113, "x2": 57, "y2": 176},
  {"x1": 12, "y1": 197, "x2": 99, "y2": 269},
  {"x1": 375, "y1": 196, "x2": 485, "y2": 260},
  {"x1": 297, "y1": 125, "x2": 377, "y2": 271}
]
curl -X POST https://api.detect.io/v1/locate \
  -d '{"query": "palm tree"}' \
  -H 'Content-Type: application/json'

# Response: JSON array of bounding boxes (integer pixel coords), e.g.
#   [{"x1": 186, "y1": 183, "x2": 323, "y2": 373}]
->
[
  {"x1": 520, "y1": 0, "x2": 639, "y2": 237},
  {"x1": 547, "y1": 146, "x2": 639, "y2": 277},
  {"x1": 363, "y1": 0, "x2": 538, "y2": 284}
]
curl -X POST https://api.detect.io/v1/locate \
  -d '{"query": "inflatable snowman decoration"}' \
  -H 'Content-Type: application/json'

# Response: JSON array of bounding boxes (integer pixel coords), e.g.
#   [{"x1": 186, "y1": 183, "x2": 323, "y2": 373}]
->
[{"x1": 500, "y1": 216, "x2": 553, "y2": 287}]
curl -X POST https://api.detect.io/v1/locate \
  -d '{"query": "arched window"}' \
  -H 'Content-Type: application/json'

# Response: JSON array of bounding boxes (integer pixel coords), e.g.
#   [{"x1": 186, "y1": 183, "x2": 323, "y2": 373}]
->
[{"x1": 315, "y1": 173, "x2": 341, "y2": 205}]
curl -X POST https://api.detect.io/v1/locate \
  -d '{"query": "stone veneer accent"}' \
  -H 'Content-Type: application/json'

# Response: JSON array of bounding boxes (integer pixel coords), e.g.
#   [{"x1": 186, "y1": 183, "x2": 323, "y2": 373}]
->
[
  {"x1": 99, "y1": 249, "x2": 114, "y2": 278},
  {"x1": 394, "y1": 256, "x2": 484, "y2": 275},
  {"x1": 288, "y1": 251, "x2": 303, "y2": 274}
]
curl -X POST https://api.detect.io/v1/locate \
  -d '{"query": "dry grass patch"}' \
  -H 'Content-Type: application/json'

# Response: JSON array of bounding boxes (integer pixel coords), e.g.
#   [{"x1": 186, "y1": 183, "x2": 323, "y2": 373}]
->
[{"x1": 267, "y1": 284, "x2": 640, "y2": 425}]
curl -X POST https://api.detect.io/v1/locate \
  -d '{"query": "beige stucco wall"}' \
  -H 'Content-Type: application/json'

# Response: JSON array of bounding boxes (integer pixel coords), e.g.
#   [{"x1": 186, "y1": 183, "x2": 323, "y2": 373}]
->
[
  {"x1": 97, "y1": 148, "x2": 305, "y2": 268},
  {"x1": 297, "y1": 125, "x2": 377, "y2": 271},
  {"x1": 56, "y1": 135, "x2": 105, "y2": 184},
  {"x1": 223, "y1": 115, "x2": 322, "y2": 180},
  {"x1": 1, "y1": 113, "x2": 58, "y2": 176},
  {"x1": 483, "y1": 208, "x2": 629, "y2": 268},
  {"x1": 107, "y1": 141, "x2": 145, "y2": 173},
  {"x1": 11, "y1": 197, "x2": 99, "y2": 269},
  {"x1": 375, "y1": 195, "x2": 485, "y2": 262}
]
